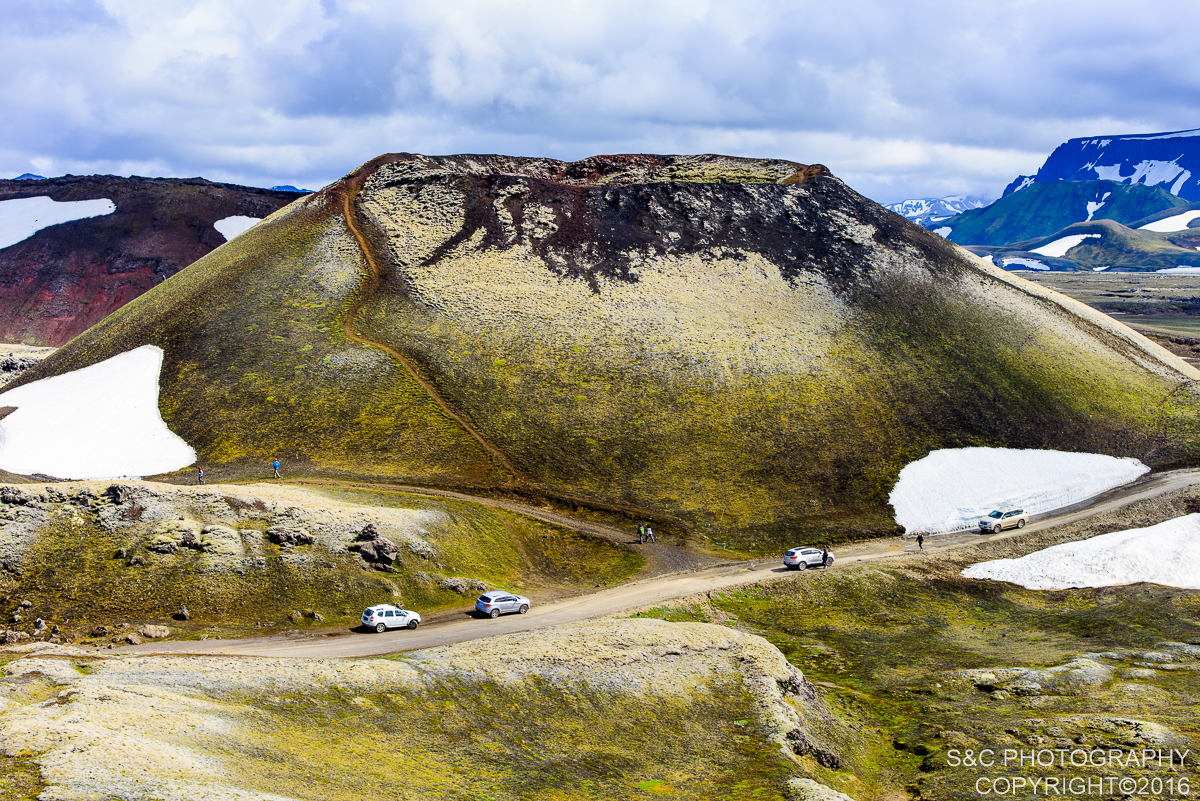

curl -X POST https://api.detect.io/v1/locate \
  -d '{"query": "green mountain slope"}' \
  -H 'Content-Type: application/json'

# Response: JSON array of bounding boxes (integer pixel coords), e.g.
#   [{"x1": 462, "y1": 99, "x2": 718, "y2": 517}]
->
[
  {"x1": 993, "y1": 219, "x2": 1200, "y2": 271},
  {"x1": 941, "y1": 180, "x2": 1185, "y2": 246},
  {"x1": 15, "y1": 154, "x2": 1200, "y2": 551}
]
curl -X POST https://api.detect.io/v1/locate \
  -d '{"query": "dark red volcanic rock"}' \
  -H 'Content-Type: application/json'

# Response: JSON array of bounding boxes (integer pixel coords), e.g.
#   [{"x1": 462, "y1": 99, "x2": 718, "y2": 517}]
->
[{"x1": 0, "y1": 176, "x2": 301, "y2": 346}]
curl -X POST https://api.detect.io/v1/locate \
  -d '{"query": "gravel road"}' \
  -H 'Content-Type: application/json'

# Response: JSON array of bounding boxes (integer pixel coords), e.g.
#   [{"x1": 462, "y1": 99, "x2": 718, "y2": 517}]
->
[{"x1": 117, "y1": 467, "x2": 1200, "y2": 660}]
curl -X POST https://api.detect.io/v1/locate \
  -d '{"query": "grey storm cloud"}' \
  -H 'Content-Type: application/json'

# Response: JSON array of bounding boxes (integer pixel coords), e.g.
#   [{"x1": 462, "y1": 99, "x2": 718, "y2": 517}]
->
[{"x1": 3, "y1": 0, "x2": 1200, "y2": 203}]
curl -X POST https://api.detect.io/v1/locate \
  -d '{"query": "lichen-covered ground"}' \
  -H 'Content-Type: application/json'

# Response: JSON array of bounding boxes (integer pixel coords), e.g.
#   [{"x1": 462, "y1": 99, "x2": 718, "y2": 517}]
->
[
  {"x1": 0, "y1": 481, "x2": 641, "y2": 642},
  {"x1": 0, "y1": 620, "x2": 836, "y2": 801},
  {"x1": 639, "y1": 487, "x2": 1200, "y2": 799}
]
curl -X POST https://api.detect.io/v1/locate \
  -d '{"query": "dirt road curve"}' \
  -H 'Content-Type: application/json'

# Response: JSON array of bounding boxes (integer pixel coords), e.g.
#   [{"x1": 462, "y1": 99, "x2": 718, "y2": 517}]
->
[{"x1": 120, "y1": 467, "x2": 1200, "y2": 660}]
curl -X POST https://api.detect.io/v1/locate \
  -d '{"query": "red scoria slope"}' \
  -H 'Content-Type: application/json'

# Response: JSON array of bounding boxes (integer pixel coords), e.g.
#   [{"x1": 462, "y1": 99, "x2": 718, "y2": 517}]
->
[{"x1": 0, "y1": 176, "x2": 301, "y2": 346}]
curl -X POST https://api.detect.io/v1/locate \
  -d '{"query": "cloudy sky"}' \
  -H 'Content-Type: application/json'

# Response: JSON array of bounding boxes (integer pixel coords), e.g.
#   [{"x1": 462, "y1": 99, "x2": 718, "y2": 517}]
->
[{"x1": 3, "y1": 0, "x2": 1199, "y2": 204}]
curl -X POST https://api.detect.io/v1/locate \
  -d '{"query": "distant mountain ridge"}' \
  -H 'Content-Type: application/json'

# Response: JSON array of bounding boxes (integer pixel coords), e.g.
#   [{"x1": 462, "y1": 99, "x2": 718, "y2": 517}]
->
[
  {"x1": 1004, "y1": 128, "x2": 1200, "y2": 201},
  {"x1": 884, "y1": 195, "x2": 985, "y2": 225},
  {"x1": 939, "y1": 180, "x2": 1185, "y2": 246}
]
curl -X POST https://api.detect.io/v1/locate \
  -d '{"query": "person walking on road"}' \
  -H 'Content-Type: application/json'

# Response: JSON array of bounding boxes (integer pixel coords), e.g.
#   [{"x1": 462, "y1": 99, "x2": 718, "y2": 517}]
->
[
  {"x1": 197, "y1": 467, "x2": 204, "y2": 485},
  {"x1": 645, "y1": 525, "x2": 656, "y2": 543},
  {"x1": 638, "y1": 525, "x2": 645, "y2": 544},
  {"x1": 916, "y1": 534, "x2": 924, "y2": 550},
  {"x1": 272, "y1": 458, "x2": 281, "y2": 479}
]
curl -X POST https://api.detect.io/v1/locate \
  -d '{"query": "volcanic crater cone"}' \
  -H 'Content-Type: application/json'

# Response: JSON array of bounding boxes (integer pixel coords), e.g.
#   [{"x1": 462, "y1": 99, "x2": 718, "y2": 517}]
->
[{"x1": 16, "y1": 153, "x2": 1200, "y2": 550}]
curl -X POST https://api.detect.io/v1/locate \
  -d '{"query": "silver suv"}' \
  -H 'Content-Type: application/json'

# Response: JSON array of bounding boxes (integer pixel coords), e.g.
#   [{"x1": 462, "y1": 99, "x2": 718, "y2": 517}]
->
[
  {"x1": 978, "y1": 506, "x2": 1027, "y2": 533},
  {"x1": 783, "y1": 547, "x2": 834, "y2": 570},
  {"x1": 361, "y1": 604, "x2": 421, "y2": 633},
  {"x1": 475, "y1": 591, "x2": 530, "y2": 618}
]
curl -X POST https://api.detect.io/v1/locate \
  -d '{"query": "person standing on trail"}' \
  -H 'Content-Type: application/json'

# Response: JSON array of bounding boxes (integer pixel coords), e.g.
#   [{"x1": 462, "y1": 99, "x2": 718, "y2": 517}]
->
[
  {"x1": 821, "y1": 546, "x2": 829, "y2": 566},
  {"x1": 197, "y1": 467, "x2": 204, "y2": 485},
  {"x1": 916, "y1": 534, "x2": 924, "y2": 550},
  {"x1": 272, "y1": 458, "x2": 281, "y2": 479},
  {"x1": 645, "y1": 526, "x2": 656, "y2": 543},
  {"x1": 638, "y1": 525, "x2": 645, "y2": 544}
]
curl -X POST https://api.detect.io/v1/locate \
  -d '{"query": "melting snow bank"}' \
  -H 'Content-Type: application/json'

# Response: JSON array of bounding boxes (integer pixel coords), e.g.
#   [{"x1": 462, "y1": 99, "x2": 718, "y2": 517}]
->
[
  {"x1": 213, "y1": 215, "x2": 261, "y2": 240},
  {"x1": 0, "y1": 196, "x2": 116, "y2": 249},
  {"x1": 963, "y1": 514, "x2": 1200, "y2": 589},
  {"x1": 890, "y1": 448, "x2": 1149, "y2": 535},
  {"x1": 0, "y1": 345, "x2": 195, "y2": 479}
]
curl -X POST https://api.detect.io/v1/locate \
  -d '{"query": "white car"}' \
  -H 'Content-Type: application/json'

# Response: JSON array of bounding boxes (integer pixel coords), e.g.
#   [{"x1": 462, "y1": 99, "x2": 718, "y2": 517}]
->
[
  {"x1": 783, "y1": 547, "x2": 834, "y2": 570},
  {"x1": 361, "y1": 604, "x2": 421, "y2": 633},
  {"x1": 978, "y1": 506, "x2": 1027, "y2": 534}
]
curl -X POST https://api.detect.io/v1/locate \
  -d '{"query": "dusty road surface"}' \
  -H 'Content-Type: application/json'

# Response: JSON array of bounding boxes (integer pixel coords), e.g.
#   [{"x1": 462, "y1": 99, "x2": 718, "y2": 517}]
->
[{"x1": 118, "y1": 467, "x2": 1200, "y2": 660}]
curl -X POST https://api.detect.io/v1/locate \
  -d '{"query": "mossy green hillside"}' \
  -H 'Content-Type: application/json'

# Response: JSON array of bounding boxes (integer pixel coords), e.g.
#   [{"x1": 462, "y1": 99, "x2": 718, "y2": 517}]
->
[
  {"x1": 996, "y1": 218, "x2": 1200, "y2": 271},
  {"x1": 640, "y1": 512, "x2": 1200, "y2": 799},
  {"x1": 14, "y1": 154, "x2": 1200, "y2": 554},
  {"x1": 358, "y1": 226, "x2": 1196, "y2": 551},
  {"x1": 203, "y1": 678, "x2": 791, "y2": 801},
  {"x1": 0, "y1": 483, "x2": 641, "y2": 637},
  {"x1": 14, "y1": 184, "x2": 500, "y2": 485}
]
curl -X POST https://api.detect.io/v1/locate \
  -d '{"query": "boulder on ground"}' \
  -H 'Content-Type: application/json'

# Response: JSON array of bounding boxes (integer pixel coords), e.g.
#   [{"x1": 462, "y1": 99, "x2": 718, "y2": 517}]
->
[
  {"x1": 138, "y1": 625, "x2": 170, "y2": 639},
  {"x1": 0, "y1": 630, "x2": 29, "y2": 644},
  {"x1": 174, "y1": 607, "x2": 189, "y2": 621},
  {"x1": 267, "y1": 526, "x2": 314, "y2": 547},
  {"x1": 439, "y1": 577, "x2": 487, "y2": 595},
  {"x1": 783, "y1": 777, "x2": 855, "y2": 801}
]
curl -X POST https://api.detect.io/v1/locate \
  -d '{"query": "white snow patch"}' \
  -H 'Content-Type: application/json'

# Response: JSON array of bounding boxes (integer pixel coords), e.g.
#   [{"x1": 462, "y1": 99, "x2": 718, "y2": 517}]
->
[
  {"x1": 1031, "y1": 233, "x2": 1100, "y2": 258},
  {"x1": 1003, "y1": 258, "x2": 1049, "y2": 270},
  {"x1": 1085, "y1": 192, "x2": 1110, "y2": 221},
  {"x1": 213, "y1": 215, "x2": 261, "y2": 241},
  {"x1": 982, "y1": 254, "x2": 995, "y2": 264},
  {"x1": 1138, "y1": 210, "x2": 1200, "y2": 233},
  {"x1": 0, "y1": 345, "x2": 195, "y2": 479},
  {"x1": 0, "y1": 196, "x2": 116, "y2": 250},
  {"x1": 1157, "y1": 267, "x2": 1200, "y2": 274},
  {"x1": 933, "y1": 227, "x2": 951, "y2": 237},
  {"x1": 1171, "y1": 170, "x2": 1192, "y2": 195},
  {"x1": 962, "y1": 514, "x2": 1200, "y2": 589},
  {"x1": 889, "y1": 448, "x2": 1149, "y2": 535},
  {"x1": 1094, "y1": 159, "x2": 1186, "y2": 188},
  {"x1": 1093, "y1": 266, "x2": 1109, "y2": 271},
  {"x1": 1011, "y1": 176, "x2": 1035, "y2": 193}
]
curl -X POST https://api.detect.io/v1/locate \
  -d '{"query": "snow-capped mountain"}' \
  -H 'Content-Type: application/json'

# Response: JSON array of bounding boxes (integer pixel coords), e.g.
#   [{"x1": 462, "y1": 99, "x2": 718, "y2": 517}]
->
[
  {"x1": 1003, "y1": 128, "x2": 1200, "y2": 201},
  {"x1": 885, "y1": 195, "x2": 987, "y2": 225}
]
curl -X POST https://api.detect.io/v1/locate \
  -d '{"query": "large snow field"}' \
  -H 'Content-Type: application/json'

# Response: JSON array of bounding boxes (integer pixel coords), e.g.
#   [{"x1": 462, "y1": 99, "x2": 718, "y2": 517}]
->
[
  {"x1": 0, "y1": 196, "x2": 116, "y2": 250},
  {"x1": 1139, "y1": 209, "x2": 1200, "y2": 233},
  {"x1": 962, "y1": 514, "x2": 1200, "y2": 589},
  {"x1": 1157, "y1": 267, "x2": 1200, "y2": 274},
  {"x1": 214, "y1": 215, "x2": 261, "y2": 240},
  {"x1": 889, "y1": 448, "x2": 1150, "y2": 535},
  {"x1": 0, "y1": 345, "x2": 195, "y2": 479},
  {"x1": 1030, "y1": 233, "x2": 1100, "y2": 257}
]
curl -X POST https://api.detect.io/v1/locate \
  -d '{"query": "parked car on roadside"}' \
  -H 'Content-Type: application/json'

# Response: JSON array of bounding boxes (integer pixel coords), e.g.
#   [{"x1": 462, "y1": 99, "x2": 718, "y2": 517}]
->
[
  {"x1": 474, "y1": 591, "x2": 530, "y2": 618},
  {"x1": 783, "y1": 547, "x2": 834, "y2": 570},
  {"x1": 978, "y1": 506, "x2": 1027, "y2": 534},
  {"x1": 361, "y1": 604, "x2": 421, "y2": 633}
]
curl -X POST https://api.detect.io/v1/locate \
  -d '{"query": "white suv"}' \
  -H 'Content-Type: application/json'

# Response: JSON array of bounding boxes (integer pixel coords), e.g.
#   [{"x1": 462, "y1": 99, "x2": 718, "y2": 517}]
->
[
  {"x1": 361, "y1": 604, "x2": 421, "y2": 633},
  {"x1": 978, "y1": 506, "x2": 1028, "y2": 534},
  {"x1": 783, "y1": 547, "x2": 834, "y2": 570}
]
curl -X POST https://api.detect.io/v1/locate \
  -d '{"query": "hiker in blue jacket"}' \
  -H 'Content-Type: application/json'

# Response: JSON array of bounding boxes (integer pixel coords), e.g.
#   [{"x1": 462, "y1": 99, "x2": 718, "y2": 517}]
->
[{"x1": 272, "y1": 459, "x2": 280, "y2": 479}]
